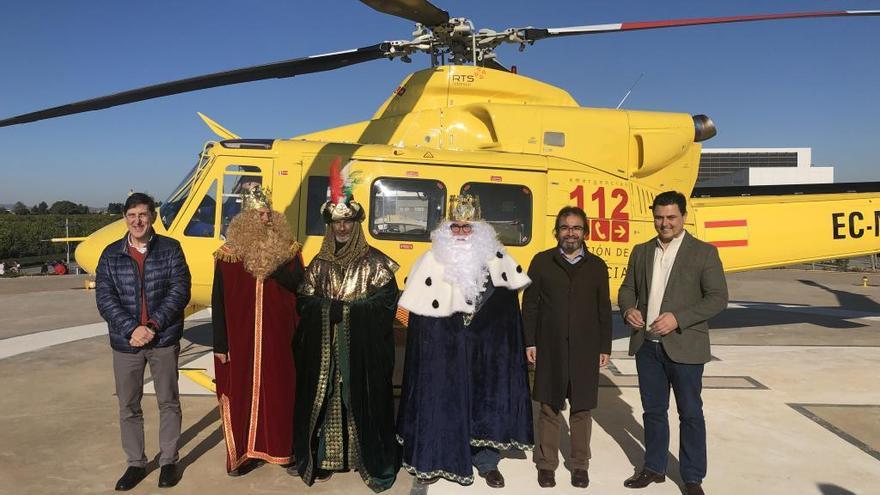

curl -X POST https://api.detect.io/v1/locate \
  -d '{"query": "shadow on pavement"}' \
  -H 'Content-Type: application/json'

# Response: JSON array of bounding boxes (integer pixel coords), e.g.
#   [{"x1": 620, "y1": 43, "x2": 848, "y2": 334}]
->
[
  {"x1": 799, "y1": 279, "x2": 880, "y2": 312},
  {"x1": 817, "y1": 482, "x2": 857, "y2": 495},
  {"x1": 179, "y1": 407, "x2": 223, "y2": 473},
  {"x1": 593, "y1": 384, "x2": 684, "y2": 487}
]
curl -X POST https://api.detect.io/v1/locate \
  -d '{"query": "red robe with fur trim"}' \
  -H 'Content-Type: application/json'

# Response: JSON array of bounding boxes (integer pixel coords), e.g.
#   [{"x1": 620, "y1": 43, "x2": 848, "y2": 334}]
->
[{"x1": 212, "y1": 244, "x2": 303, "y2": 472}]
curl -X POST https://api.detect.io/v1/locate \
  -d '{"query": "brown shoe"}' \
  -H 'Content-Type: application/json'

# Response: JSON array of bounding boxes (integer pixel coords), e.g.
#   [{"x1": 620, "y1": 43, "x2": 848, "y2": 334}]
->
[
  {"x1": 571, "y1": 469, "x2": 589, "y2": 488},
  {"x1": 537, "y1": 469, "x2": 555, "y2": 488},
  {"x1": 623, "y1": 468, "x2": 665, "y2": 488},
  {"x1": 483, "y1": 469, "x2": 505, "y2": 488},
  {"x1": 685, "y1": 482, "x2": 705, "y2": 495}
]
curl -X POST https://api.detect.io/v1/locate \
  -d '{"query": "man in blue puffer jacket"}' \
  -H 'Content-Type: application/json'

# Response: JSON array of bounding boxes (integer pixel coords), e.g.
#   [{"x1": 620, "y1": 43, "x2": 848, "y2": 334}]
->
[{"x1": 96, "y1": 192, "x2": 191, "y2": 491}]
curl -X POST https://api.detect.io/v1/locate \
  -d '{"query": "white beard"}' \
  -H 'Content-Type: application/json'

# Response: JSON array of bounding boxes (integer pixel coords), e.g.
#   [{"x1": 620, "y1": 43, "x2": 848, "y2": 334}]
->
[{"x1": 431, "y1": 220, "x2": 503, "y2": 303}]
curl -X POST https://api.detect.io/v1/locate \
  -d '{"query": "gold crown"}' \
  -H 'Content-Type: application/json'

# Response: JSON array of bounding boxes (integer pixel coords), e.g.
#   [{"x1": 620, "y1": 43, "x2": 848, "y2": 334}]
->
[
  {"x1": 242, "y1": 185, "x2": 272, "y2": 211},
  {"x1": 448, "y1": 194, "x2": 481, "y2": 222}
]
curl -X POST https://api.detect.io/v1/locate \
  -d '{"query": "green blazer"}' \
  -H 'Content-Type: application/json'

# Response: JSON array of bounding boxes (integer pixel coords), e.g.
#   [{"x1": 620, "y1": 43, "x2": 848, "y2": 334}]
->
[{"x1": 617, "y1": 232, "x2": 728, "y2": 364}]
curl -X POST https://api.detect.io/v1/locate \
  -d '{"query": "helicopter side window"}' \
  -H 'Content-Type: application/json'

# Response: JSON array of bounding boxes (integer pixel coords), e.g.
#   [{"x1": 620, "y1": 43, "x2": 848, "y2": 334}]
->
[
  {"x1": 370, "y1": 178, "x2": 446, "y2": 242},
  {"x1": 184, "y1": 179, "x2": 218, "y2": 238},
  {"x1": 220, "y1": 165, "x2": 263, "y2": 237},
  {"x1": 305, "y1": 176, "x2": 331, "y2": 236},
  {"x1": 460, "y1": 182, "x2": 532, "y2": 246}
]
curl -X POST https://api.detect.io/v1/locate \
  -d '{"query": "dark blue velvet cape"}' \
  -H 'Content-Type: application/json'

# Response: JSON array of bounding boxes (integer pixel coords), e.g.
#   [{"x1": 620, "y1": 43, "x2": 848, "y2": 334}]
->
[{"x1": 396, "y1": 285, "x2": 534, "y2": 484}]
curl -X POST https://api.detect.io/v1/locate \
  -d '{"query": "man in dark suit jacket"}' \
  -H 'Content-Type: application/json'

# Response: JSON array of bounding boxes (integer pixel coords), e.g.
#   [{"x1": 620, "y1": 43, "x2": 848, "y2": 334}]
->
[{"x1": 618, "y1": 191, "x2": 727, "y2": 495}]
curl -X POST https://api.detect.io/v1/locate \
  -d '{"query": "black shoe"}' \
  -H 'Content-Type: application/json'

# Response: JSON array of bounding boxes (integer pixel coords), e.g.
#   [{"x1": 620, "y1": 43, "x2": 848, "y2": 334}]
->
[
  {"x1": 685, "y1": 482, "x2": 705, "y2": 495},
  {"x1": 286, "y1": 465, "x2": 301, "y2": 477},
  {"x1": 483, "y1": 469, "x2": 505, "y2": 488},
  {"x1": 537, "y1": 469, "x2": 556, "y2": 488},
  {"x1": 158, "y1": 464, "x2": 178, "y2": 488},
  {"x1": 571, "y1": 469, "x2": 589, "y2": 488},
  {"x1": 314, "y1": 469, "x2": 333, "y2": 482},
  {"x1": 114, "y1": 466, "x2": 146, "y2": 491},
  {"x1": 624, "y1": 468, "x2": 666, "y2": 488},
  {"x1": 228, "y1": 459, "x2": 258, "y2": 477}
]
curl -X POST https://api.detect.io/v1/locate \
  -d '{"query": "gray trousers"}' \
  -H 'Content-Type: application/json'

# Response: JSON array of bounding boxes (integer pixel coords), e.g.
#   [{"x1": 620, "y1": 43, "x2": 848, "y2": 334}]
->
[{"x1": 112, "y1": 344, "x2": 181, "y2": 467}]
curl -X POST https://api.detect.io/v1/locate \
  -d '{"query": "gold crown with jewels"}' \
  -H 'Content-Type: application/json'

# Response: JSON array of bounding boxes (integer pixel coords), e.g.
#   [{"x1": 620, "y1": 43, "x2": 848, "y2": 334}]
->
[
  {"x1": 242, "y1": 185, "x2": 272, "y2": 210},
  {"x1": 448, "y1": 194, "x2": 481, "y2": 222}
]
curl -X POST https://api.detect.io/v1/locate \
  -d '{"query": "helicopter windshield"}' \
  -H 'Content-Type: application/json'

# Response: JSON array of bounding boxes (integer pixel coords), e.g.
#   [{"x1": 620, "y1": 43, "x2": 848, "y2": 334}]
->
[{"x1": 160, "y1": 152, "x2": 208, "y2": 230}]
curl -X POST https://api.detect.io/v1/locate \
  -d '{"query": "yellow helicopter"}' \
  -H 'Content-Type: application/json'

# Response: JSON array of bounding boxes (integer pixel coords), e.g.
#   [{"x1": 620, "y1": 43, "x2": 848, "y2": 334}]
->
[{"x1": 2, "y1": 0, "x2": 879, "y2": 308}]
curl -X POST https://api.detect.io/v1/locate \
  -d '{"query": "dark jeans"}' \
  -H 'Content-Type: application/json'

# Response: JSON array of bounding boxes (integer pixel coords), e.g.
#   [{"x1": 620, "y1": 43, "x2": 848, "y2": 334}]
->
[
  {"x1": 635, "y1": 340, "x2": 706, "y2": 483},
  {"x1": 472, "y1": 447, "x2": 501, "y2": 475}
]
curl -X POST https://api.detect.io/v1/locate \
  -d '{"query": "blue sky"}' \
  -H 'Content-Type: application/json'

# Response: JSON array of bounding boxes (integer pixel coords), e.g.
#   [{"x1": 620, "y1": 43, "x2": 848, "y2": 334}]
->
[{"x1": 1, "y1": 0, "x2": 878, "y2": 206}]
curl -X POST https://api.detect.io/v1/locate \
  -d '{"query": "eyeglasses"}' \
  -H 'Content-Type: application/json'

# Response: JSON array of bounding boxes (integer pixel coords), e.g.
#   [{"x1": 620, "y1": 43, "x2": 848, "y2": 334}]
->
[
  {"x1": 557, "y1": 225, "x2": 585, "y2": 233},
  {"x1": 450, "y1": 223, "x2": 473, "y2": 233}
]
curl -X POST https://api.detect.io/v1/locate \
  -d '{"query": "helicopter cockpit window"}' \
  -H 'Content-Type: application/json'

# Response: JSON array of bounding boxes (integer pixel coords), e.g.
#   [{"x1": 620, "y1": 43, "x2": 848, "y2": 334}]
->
[
  {"x1": 184, "y1": 179, "x2": 217, "y2": 238},
  {"x1": 160, "y1": 163, "x2": 200, "y2": 230},
  {"x1": 306, "y1": 176, "x2": 331, "y2": 236},
  {"x1": 370, "y1": 178, "x2": 446, "y2": 242},
  {"x1": 460, "y1": 182, "x2": 532, "y2": 246},
  {"x1": 221, "y1": 165, "x2": 264, "y2": 237}
]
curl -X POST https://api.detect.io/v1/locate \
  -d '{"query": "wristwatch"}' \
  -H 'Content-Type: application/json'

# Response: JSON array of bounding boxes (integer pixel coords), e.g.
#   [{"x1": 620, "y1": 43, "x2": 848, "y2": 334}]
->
[{"x1": 146, "y1": 321, "x2": 158, "y2": 333}]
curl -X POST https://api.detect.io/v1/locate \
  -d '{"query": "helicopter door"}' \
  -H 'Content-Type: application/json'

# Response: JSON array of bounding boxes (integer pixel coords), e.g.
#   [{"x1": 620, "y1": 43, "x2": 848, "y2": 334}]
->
[
  {"x1": 219, "y1": 163, "x2": 272, "y2": 238},
  {"x1": 175, "y1": 158, "x2": 272, "y2": 299}
]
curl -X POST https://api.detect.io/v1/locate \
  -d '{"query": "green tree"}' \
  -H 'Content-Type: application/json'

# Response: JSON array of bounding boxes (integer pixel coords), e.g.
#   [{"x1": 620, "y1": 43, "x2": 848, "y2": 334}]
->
[
  {"x1": 107, "y1": 202, "x2": 123, "y2": 214},
  {"x1": 37, "y1": 201, "x2": 49, "y2": 214},
  {"x1": 12, "y1": 202, "x2": 29, "y2": 215},
  {"x1": 49, "y1": 200, "x2": 81, "y2": 215}
]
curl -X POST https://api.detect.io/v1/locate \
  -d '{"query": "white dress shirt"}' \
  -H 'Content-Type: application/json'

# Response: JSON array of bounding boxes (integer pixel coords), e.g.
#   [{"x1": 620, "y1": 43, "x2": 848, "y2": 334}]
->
[{"x1": 645, "y1": 231, "x2": 686, "y2": 341}]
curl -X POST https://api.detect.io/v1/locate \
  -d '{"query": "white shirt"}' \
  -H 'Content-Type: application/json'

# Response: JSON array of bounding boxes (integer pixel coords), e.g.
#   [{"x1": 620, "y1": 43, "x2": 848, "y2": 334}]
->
[
  {"x1": 645, "y1": 231, "x2": 686, "y2": 341},
  {"x1": 559, "y1": 245, "x2": 585, "y2": 265}
]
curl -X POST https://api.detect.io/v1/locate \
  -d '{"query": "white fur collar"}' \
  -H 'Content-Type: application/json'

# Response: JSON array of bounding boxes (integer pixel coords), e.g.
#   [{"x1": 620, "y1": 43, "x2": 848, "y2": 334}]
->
[{"x1": 398, "y1": 248, "x2": 530, "y2": 318}]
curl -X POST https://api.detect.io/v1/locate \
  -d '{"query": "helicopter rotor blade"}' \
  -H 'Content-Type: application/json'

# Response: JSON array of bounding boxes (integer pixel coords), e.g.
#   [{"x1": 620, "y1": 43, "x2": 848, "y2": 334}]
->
[
  {"x1": 522, "y1": 10, "x2": 880, "y2": 42},
  {"x1": 0, "y1": 43, "x2": 393, "y2": 128},
  {"x1": 482, "y1": 58, "x2": 510, "y2": 73},
  {"x1": 359, "y1": 0, "x2": 449, "y2": 26}
]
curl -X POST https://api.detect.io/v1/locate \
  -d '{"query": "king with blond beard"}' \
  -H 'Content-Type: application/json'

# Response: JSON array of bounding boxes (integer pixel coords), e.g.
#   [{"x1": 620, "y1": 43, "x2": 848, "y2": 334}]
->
[
  {"x1": 211, "y1": 186, "x2": 304, "y2": 476},
  {"x1": 397, "y1": 195, "x2": 534, "y2": 489}
]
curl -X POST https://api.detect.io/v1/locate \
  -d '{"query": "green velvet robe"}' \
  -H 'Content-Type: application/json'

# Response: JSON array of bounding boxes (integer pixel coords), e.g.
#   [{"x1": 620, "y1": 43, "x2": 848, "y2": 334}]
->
[{"x1": 294, "y1": 249, "x2": 400, "y2": 492}]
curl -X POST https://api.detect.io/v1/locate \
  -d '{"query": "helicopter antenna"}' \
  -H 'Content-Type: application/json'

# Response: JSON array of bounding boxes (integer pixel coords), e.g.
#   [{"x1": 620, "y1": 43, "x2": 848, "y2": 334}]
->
[{"x1": 616, "y1": 73, "x2": 644, "y2": 109}]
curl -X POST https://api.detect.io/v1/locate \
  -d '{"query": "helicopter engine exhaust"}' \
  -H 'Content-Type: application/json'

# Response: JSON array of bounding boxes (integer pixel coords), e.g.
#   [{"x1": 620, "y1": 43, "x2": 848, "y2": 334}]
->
[{"x1": 692, "y1": 114, "x2": 716, "y2": 142}]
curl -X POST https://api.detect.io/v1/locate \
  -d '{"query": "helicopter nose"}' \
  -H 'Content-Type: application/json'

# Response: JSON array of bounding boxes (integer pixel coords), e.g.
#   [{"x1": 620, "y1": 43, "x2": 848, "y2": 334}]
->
[
  {"x1": 75, "y1": 218, "x2": 128, "y2": 275},
  {"x1": 693, "y1": 114, "x2": 716, "y2": 142}
]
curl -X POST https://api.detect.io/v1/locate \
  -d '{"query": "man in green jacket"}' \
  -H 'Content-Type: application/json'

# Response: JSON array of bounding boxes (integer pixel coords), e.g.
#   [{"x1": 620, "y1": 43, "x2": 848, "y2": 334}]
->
[{"x1": 618, "y1": 191, "x2": 728, "y2": 495}]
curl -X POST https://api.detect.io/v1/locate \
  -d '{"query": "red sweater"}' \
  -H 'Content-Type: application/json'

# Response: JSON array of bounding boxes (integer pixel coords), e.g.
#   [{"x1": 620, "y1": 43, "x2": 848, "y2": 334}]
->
[{"x1": 127, "y1": 245, "x2": 150, "y2": 327}]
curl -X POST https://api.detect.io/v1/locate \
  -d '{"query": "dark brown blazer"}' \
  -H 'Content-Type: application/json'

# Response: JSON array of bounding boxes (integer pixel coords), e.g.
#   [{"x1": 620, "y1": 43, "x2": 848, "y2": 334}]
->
[
  {"x1": 617, "y1": 232, "x2": 728, "y2": 364},
  {"x1": 522, "y1": 247, "x2": 612, "y2": 411}
]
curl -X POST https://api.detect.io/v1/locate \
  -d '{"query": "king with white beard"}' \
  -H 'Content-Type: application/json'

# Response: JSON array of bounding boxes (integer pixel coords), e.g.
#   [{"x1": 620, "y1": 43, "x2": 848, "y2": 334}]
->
[{"x1": 396, "y1": 195, "x2": 534, "y2": 489}]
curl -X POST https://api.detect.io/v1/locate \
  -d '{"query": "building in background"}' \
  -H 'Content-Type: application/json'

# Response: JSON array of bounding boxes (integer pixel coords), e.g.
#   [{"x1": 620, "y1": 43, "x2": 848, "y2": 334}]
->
[{"x1": 697, "y1": 148, "x2": 833, "y2": 188}]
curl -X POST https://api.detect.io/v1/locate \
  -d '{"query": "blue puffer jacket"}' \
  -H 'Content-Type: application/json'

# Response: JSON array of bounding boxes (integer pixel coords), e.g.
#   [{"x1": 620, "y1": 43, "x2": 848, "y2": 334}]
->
[{"x1": 96, "y1": 233, "x2": 192, "y2": 353}]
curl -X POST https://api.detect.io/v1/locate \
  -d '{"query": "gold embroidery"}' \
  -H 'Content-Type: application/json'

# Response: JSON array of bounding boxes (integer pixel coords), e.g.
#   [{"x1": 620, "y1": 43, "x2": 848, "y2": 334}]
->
[
  {"x1": 247, "y1": 279, "x2": 263, "y2": 454},
  {"x1": 218, "y1": 394, "x2": 239, "y2": 467},
  {"x1": 320, "y1": 357, "x2": 345, "y2": 469},
  {"x1": 303, "y1": 302, "x2": 333, "y2": 482},
  {"x1": 213, "y1": 243, "x2": 241, "y2": 262}
]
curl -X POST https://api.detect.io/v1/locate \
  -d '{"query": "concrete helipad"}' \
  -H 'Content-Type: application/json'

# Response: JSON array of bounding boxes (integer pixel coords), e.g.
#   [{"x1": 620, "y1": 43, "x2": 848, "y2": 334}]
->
[{"x1": 0, "y1": 270, "x2": 878, "y2": 494}]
